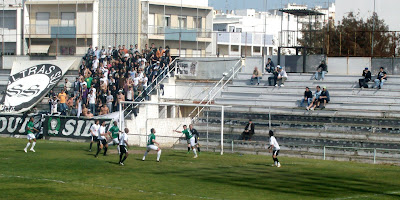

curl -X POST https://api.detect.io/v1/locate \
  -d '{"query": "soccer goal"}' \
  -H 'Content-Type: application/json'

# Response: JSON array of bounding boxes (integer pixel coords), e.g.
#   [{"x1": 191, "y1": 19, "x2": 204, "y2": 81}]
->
[{"x1": 118, "y1": 101, "x2": 230, "y2": 155}]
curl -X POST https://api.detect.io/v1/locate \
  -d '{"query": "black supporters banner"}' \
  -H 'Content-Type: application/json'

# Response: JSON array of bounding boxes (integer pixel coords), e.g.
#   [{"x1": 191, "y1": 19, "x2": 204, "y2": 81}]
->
[
  {"x1": 43, "y1": 116, "x2": 113, "y2": 139},
  {"x1": 0, "y1": 114, "x2": 42, "y2": 135}
]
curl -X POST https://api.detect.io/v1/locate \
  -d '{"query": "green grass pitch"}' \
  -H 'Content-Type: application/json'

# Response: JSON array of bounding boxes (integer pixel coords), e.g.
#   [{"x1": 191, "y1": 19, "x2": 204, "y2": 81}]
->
[{"x1": 1, "y1": 137, "x2": 400, "y2": 200}]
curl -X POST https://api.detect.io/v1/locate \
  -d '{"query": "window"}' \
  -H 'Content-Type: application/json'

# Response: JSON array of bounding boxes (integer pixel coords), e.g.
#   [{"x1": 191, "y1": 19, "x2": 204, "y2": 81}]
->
[
  {"x1": 61, "y1": 13, "x2": 75, "y2": 26},
  {"x1": 178, "y1": 16, "x2": 187, "y2": 28},
  {"x1": 229, "y1": 26, "x2": 235, "y2": 32},
  {"x1": 36, "y1": 12, "x2": 50, "y2": 34},
  {"x1": 148, "y1": 13, "x2": 155, "y2": 33},
  {"x1": 236, "y1": 28, "x2": 242, "y2": 33},
  {"x1": 0, "y1": 10, "x2": 16, "y2": 29},
  {"x1": 193, "y1": 17, "x2": 202, "y2": 29},
  {"x1": 164, "y1": 15, "x2": 171, "y2": 27}
]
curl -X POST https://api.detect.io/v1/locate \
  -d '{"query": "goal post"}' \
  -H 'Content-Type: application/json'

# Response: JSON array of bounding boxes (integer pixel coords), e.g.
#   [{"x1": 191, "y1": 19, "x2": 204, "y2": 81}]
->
[{"x1": 119, "y1": 101, "x2": 230, "y2": 155}]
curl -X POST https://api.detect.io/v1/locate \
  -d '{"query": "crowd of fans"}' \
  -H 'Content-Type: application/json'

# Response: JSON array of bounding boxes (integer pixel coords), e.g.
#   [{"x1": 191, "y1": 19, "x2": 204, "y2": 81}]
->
[{"x1": 48, "y1": 43, "x2": 173, "y2": 117}]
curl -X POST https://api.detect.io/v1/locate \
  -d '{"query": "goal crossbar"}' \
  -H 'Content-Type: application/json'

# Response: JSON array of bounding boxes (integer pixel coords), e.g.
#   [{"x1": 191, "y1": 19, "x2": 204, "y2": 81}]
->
[{"x1": 119, "y1": 101, "x2": 231, "y2": 155}]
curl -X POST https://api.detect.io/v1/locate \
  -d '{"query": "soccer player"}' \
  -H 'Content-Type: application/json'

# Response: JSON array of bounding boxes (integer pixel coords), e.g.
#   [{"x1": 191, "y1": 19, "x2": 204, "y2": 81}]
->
[
  {"x1": 174, "y1": 125, "x2": 198, "y2": 158},
  {"x1": 107, "y1": 121, "x2": 120, "y2": 146},
  {"x1": 95, "y1": 121, "x2": 109, "y2": 157},
  {"x1": 89, "y1": 120, "x2": 100, "y2": 152},
  {"x1": 119, "y1": 128, "x2": 129, "y2": 166},
  {"x1": 268, "y1": 130, "x2": 281, "y2": 167},
  {"x1": 189, "y1": 124, "x2": 201, "y2": 153},
  {"x1": 142, "y1": 128, "x2": 162, "y2": 162},
  {"x1": 24, "y1": 117, "x2": 39, "y2": 153}
]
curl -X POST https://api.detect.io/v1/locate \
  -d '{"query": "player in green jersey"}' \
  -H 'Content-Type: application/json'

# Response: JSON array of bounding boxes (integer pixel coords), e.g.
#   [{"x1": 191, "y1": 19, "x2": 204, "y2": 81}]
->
[
  {"x1": 174, "y1": 125, "x2": 198, "y2": 158},
  {"x1": 24, "y1": 117, "x2": 39, "y2": 153},
  {"x1": 142, "y1": 128, "x2": 161, "y2": 162},
  {"x1": 107, "y1": 121, "x2": 120, "y2": 146}
]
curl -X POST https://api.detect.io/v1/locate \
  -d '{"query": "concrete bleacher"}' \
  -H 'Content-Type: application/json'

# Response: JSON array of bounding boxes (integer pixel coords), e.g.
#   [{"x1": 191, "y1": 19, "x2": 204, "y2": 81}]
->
[{"x1": 178, "y1": 72, "x2": 400, "y2": 164}]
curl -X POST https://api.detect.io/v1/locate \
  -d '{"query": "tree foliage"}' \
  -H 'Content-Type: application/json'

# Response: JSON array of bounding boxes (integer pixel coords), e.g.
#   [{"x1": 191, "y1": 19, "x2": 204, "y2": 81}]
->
[{"x1": 299, "y1": 12, "x2": 398, "y2": 57}]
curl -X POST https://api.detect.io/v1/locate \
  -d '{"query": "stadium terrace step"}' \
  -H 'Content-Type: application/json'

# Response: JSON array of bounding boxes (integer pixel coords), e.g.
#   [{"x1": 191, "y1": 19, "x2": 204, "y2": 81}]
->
[
  {"x1": 232, "y1": 79, "x2": 400, "y2": 89},
  {"x1": 214, "y1": 97, "x2": 400, "y2": 112},
  {"x1": 220, "y1": 91, "x2": 400, "y2": 105},
  {"x1": 225, "y1": 85, "x2": 400, "y2": 96},
  {"x1": 196, "y1": 117, "x2": 400, "y2": 135},
  {"x1": 237, "y1": 72, "x2": 400, "y2": 82}
]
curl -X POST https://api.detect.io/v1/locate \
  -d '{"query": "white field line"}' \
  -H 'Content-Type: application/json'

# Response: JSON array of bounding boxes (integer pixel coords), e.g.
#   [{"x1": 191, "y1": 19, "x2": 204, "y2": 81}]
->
[{"x1": 0, "y1": 174, "x2": 219, "y2": 200}]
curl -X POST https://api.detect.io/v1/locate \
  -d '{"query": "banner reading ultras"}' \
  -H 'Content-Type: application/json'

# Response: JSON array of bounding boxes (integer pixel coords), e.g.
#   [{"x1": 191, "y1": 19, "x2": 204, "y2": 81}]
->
[
  {"x1": 2, "y1": 64, "x2": 62, "y2": 113},
  {"x1": 43, "y1": 116, "x2": 113, "y2": 139}
]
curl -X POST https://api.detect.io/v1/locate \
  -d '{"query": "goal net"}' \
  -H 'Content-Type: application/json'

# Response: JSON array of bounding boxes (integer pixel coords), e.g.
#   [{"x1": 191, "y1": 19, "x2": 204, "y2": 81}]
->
[{"x1": 118, "y1": 101, "x2": 229, "y2": 155}]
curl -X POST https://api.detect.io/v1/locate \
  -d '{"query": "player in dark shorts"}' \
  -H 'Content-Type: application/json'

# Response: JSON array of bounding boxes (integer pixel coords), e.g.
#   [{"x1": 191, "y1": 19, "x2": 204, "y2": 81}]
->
[
  {"x1": 95, "y1": 121, "x2": 109, "y2": 157},
  {"x1": 119, "y1": 128, "x2": 129, "y2": 165},
  {"x1": 189, "y1": 124, "x2": 201, "y2": 153},
  {"x1": 89, "y1": 120, "x2": 100, "y2": 152}
]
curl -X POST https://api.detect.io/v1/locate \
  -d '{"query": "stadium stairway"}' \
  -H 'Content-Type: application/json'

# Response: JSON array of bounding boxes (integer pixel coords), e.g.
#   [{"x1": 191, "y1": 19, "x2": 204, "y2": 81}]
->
[{"x1": 173, "y1": 73, "x2": 400, "y2": 164}]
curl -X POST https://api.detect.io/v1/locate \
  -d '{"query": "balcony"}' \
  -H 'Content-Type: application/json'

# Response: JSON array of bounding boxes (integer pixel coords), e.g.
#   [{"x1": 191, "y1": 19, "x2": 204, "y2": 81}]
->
[
  {"x1": 25, "y1": 24, "x2": 77, "y2": 38},
  {"x1": 217, "y1": 32, "x2": 274, "y2": 47},
  {"x1": 51, "y1": 26, "x2": 76, "y2": 39},
  {"x1": 148, "y1": 26, "x2": 212, "y2": 42}
]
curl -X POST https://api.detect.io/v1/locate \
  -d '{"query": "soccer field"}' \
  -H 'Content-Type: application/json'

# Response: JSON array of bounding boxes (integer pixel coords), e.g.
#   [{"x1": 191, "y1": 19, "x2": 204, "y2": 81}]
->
[{"x1": 1, "y1": 138, "x2": 400, "y2": 200}]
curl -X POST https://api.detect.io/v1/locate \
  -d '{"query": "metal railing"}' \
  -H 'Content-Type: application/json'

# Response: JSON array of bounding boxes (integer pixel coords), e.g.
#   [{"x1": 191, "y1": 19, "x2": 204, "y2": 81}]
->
[
  {"x1": 123, "y1": 58, "x2": 179, "y2": 118},
  {"x1": 187, "y1": 58, "x2": 243, "y2": 123},
  {"x1": 148, "y1": 25, "x2": 212, "y2": 38},
  {"x1": 323, "y1": 146, "x2": 400, "y2": 164}
]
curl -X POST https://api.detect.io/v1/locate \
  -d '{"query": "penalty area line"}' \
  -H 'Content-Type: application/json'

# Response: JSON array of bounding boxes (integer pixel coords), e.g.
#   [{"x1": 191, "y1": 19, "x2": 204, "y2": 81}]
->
[{"x1": 0, "y1": 174, "x2": 220, "y2": 200}]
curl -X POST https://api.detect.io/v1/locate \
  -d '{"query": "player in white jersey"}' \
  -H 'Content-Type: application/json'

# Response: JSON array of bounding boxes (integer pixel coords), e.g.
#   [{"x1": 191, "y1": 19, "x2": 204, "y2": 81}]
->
[
  {"x1": 142, "y1": 128, "x2": 161, "y2": 162},
  {"x1": 268, "y1": 130, "x2": 281, "y2": 167},
  {"x1": 118, "y1": 128, "x2": 129, "y2": 165},
  {"x1": 95, "y1": 121, "x2": 109, "y2": 157},
  {"x1": 89, "y1": 120, "x2": 100, "y2": 152}
]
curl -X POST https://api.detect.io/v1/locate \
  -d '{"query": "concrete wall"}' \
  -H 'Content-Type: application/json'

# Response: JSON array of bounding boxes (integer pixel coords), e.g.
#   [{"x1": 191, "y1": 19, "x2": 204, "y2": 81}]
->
[
  {"x1": 176, "y1": 57, "x2": 241, "y2": 80},
  {"x1": 124, "y1": 97, "x2": 191, "y2": 147}
]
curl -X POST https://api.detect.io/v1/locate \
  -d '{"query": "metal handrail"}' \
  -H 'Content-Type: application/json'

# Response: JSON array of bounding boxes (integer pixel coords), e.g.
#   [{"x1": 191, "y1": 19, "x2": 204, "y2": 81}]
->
[
  {"x1": 123, "y1": 58, "x2": 178, "y2": 118},
  {"x1": 188, "y1": 59, "x2": 243, "y2": 123}
]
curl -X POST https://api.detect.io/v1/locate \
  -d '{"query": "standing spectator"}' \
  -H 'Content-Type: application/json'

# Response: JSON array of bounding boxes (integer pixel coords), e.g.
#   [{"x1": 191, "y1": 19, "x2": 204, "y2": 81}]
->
[
  {"x1": 106, "y1": 91, "x2": 114, "y2": 113},
  {"x1": 76, "y1": 96, "x2": 82, "y2": 117},
  {"x1": 85, "y1": 76, "x2": 93, "y2": 89},
  {"x1": 86, "y1": 44, "x2": 94, "y2": 58},
  {"x1": 58, "y1": 89, "x2": 68, "y2": 114},
  {"x1": 50, "y1": 96, "x2": 59, "y2": 115},
  {"x1": 88, "y1": 89, "x2": 96, "y2": 115},
  {"x1": 240, "y1": 119, "x2": 255, "y2": 141},
  {"x1": 116, "y1": 90, "x2": 125, "y2": 111},
  {"x1": 265, "y1": 58, "x2": 275, "y2": 73},
  {"x1": 92, "y1": 56, "x2": 99, "y2": 72},
  {"x1": 81, "y1": 84, "x2": 89, "y2": 107},
  {"x1": 65, "y1": 78, "x2": 72, "y2": 93},
  {"x1": 373, "y1": 67, "x2": 387, "y2": 89},
  {"x1": 276, "y1": 66, "x2": 288, "y2": 87},
  {"x1": 300, "y1": 87, "x2": 313, "y2": 107},
  {"x1": 312, "y1": 60, "x2": 328, "y2": 81},
  {"x1": 359, "y1": 67, "x2": 372, "y2": 88},
  {"x1": 250, "y1": 66, "x2": 262, "y2": 85},
  {"x1": 73, "y1": 77, "x2": 81, "y2": 98}
]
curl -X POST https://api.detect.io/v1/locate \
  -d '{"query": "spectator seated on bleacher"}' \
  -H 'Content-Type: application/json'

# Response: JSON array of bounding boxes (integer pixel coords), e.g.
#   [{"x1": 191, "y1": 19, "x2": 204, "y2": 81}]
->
[
  {"x1": 306, "y1": 86, "x2": 321, "y2": 111},
  {"x1": 268, "y1": 65, "x2": 278, "y2": 86},
  {"x1": 372, "y1": 67, "x2": 387, "y2": 89},
  {"x1": 240, "y1": 119, "x2": 255, "y2": 141},
  {"x1": 300, "y1": 87, "x2": 313, "y2": 107},
  {"x1": 250, "y1": 67, "x2": 262, "y2": 85},
  {"x1": 359, "y1": 67, "x2": 372, "y2": 88},
  {"x1": 311, "y1": 60, "x2": 328, "y2": 81},
  {"x1": 318, "y1": 86, "x2": 330, "y2": 109},
  {"x1": 275, "y1": 66, "x2": 288, "y2": 87},
  {"x1": 265, "y1": 58, "x2": 275, "y2": 73}
]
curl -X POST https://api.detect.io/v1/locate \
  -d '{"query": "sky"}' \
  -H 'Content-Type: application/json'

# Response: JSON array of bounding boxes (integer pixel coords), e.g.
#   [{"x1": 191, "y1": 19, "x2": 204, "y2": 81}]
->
[{"x1": 209, "y1": 0, "x2": 335, "y2": 11}]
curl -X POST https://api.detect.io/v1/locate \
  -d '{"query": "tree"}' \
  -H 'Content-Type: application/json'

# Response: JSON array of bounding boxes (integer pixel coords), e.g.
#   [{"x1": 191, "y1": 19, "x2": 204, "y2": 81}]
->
[{"x1": 298, "y1": 12, "x2": 398, "y2": 57}]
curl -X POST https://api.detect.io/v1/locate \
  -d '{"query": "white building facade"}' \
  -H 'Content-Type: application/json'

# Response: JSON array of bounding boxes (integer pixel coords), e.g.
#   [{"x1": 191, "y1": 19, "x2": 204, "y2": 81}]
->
[{"x1": 0, "y1": 0, "x2": 23, "y2": 56}]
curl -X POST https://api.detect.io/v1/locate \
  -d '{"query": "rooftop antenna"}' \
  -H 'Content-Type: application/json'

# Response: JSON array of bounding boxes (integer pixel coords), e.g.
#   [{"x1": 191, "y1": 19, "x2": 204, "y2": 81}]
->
[{"x1": 225, "y1": 0, "x2": 228, "y2": 13}]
